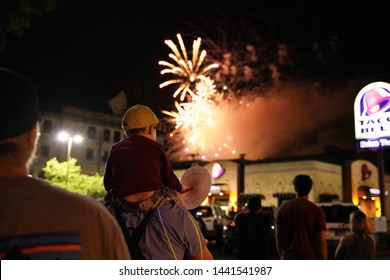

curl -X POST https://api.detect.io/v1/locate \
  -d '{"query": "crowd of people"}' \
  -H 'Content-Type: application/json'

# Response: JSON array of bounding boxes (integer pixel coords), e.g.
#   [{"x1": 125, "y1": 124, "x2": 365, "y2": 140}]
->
[
  {"x1": 0, "y1": 67, "x2": 377, "y2": 260},
  {"x1": 233, "y1": 174, "x2": 376, "y2": 260}
]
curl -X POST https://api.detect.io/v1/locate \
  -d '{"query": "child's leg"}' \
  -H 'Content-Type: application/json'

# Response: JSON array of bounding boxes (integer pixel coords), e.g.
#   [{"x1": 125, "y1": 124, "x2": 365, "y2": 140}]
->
[
  {"x1": 108, "y1": 187, "x2": 179, "y2": 212},
  {"x1": 138, "y1": 187, "x2": 178, "y2": 211}
]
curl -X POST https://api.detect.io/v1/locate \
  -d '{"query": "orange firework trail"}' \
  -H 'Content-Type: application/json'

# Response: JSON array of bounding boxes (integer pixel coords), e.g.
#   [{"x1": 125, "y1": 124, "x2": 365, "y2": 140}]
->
[{"x1": 159, "y1": 34, "x2": 358, "y2": 162}]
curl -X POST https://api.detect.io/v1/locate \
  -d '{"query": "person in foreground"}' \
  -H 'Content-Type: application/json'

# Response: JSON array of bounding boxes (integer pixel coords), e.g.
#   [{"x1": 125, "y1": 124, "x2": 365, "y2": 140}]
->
[
  {"x1": 104, "y1": 104, "x2": 183, "y2": 212},
  {"x1": 275, "y1": 174, "x2": 328, "y2": 260},
  {"x1": 335, "y1": 210, "x2": 376, "y2": 259},
  {"x1": 0, "y1": 67, "x2": 130, "y2": 260},
  {"x1": 103, "y1": 104, "x2": 213, "y2": 260}
]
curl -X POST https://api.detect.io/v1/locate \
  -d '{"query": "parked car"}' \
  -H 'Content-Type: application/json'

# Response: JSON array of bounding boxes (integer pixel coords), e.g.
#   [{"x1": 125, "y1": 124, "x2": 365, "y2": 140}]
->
[
  {"x1": 318, "y1": 202, "x2": 360, "y2": 243},
  {"x1": 317, "y1": 202, "x2": 360, "y2": 259},
  {"x1": 222, "y1": 206, "x2": 278, "y2": 258},
  {"x1": 189, "y1": 204, "x2": 227, "y2": 246},
  {"x1": 222, "y1": 217, "x2": 238, "y2": 253}
]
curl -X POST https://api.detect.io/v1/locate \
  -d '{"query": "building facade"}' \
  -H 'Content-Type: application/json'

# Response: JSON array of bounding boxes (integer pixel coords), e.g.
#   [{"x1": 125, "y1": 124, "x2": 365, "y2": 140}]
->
[
  {"x1": 31, "y1": 107, "x2": 389, "y2": 230},
  {"x1": 174, "y1": 157, "x2": 390, "y2": 231},
  {"x1": 31, "y1": 106, "x2": 169, "y2": 177},
  {"x1": 31, "y1": 107, "x2": 123, "y2": 177}
]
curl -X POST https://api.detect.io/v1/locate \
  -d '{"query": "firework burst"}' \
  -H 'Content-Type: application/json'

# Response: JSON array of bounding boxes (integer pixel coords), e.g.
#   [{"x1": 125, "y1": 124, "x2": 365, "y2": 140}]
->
[
  {"x1": 159, "y1": 34, "x2": 239, "y2": 161},
  {"x1": 158, "y1": 34, "x2": 358, "y2": 162},
  {"x1": 158, "y1": 33, "x2": 219, "y2": 101}
]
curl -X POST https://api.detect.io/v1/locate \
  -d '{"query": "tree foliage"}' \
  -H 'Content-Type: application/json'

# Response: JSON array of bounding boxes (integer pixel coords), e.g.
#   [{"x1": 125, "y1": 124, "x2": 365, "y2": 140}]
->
[
  {"x1": 42, "y1": 157, "x2": 106, "y2": 198},
  {"x1": 0, "y1": 0, "x2": 57, "y2": 52}
]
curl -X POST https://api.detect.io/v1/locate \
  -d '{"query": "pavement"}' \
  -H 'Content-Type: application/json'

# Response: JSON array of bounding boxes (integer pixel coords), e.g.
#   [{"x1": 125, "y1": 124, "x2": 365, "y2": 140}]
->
[
  {"x1": 376, "y1": 250, "x2": 390, "y2": 260},
  {"x1": 208, "y1": 241, "x2": 390, "y2": 260}
]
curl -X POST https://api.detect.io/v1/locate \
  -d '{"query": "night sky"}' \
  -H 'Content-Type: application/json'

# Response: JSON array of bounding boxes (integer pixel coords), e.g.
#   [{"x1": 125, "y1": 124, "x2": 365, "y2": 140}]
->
[
  {"x1": 1, "y1": 0, "x2": 389, "y2": 115},
  {"x1": 1, "y1": 0, "x2": 390, "y2": 161}
]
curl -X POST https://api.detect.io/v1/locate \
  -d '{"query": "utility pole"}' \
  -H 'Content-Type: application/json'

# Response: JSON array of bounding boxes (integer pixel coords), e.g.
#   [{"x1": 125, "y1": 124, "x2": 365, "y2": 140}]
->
[
  {"x1": 377, "y1": 150, "x2": 386, "y2": 217},
  {"x1": 237, "y1": 154, "x2": 246, "y2": 194},
  {"x1": 97, "y1": 133, "x2": 102, "y2": 174}
]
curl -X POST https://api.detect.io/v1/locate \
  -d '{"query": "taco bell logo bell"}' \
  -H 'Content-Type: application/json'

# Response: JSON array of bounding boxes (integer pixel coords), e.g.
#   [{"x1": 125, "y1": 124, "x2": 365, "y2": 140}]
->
[{"x1": 354, "y1": 81, "x2": 390, "y2": 151}]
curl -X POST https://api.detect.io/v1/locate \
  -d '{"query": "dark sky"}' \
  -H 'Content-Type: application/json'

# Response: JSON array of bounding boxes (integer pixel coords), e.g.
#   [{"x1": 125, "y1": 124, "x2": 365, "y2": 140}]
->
[{"x1": 1, "y1": 0, "x2": 389, "y2": 118}]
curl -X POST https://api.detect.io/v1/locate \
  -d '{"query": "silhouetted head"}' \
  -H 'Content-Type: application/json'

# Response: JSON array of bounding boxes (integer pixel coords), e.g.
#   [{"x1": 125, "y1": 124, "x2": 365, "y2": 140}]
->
[
  {"x1": 350, "y1": 210, "x2": 370, "y2": 234},
  {"x1": 293, "y1": 174, "x2": 313, "y2": 196},
  {"x1": 247, "y1": 195, "x2": 262, "y2": 212},
  {"x1": 0, "y1": 67, "x2": 39, "y2": 140}
]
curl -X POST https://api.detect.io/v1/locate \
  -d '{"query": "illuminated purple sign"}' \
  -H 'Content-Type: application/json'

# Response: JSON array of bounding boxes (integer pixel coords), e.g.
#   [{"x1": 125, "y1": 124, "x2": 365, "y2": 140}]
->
[
  {"x1": 354, "y1": 81, "x2": 390, "y2": 151},
  {"x1": 211, "y1": 162, "x2": 225, "y2": 179}
]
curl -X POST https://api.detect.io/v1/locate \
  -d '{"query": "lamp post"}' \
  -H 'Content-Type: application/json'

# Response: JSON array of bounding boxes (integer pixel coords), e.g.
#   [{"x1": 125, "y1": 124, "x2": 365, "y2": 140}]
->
[{"x1": 57, "y1": 131, "x2": 83, "y2": 185}]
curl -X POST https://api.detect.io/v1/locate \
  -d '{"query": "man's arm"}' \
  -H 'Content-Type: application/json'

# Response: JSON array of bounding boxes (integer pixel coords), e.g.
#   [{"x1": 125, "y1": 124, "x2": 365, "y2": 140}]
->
[
  {"x1": 334, "y1": 237, "x2": 346, "y2": 259},
  {"x1": 316, "y1": 206, "x2": 328, "y2": 260},
  {"x1": 318, "y1": 230, "x2": 328, "y2": 260},
  {"x1": 275, "y1": 225, "x2": 283, "y2": 256},
  {"x1": 191, "y1": 245, "x2": 214, "y2": 260},
  {"x1": 274, "y1": 211, "x2": 283, "y2": 257}
]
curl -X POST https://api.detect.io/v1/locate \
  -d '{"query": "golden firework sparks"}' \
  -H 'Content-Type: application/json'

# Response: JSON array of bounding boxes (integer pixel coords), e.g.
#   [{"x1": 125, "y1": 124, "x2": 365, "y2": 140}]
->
[
  {"x1": 160, "y1": 35, "x2": 240, "y2": 161},
  {"x1": 158, "y1": 33, "x2": 219, "y2": 101}
]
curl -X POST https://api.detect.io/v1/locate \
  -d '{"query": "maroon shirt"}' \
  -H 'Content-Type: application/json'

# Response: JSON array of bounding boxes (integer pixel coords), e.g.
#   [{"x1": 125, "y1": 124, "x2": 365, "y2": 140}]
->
[
  {"x1": 276, "y1": 198, "x2": 327, "y2": 260},
  {"x1": 104, "y1": 135, "x2": 182, "y2": 198}
]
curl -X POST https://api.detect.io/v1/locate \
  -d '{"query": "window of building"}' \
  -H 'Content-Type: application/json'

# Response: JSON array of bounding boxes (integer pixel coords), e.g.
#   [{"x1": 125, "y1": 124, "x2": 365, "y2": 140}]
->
[
  {"x1": 103, "y1": 129, "x2": 110, "y2": 141},
  {"x1": 88, "y1": 126, "x2": 96, "y2": 139},
  {"x1": 86, "y1": 148, "x2": 94, "y2": 160},
  {"x1": 40, "y1": 145, "x2": 50, "y2": 158},
  {"x1": 42, "y1": 120, "x2": 52, "y2": 133},
  {"x1": 273, "y1": 193, "x2": 296, "y2": 207},
  {"x1": 114, "y1": 130, "x2": 121, "y2": 142},
  {"x1": 102, "y1": 151, "x2": 109, "y2": 162}
]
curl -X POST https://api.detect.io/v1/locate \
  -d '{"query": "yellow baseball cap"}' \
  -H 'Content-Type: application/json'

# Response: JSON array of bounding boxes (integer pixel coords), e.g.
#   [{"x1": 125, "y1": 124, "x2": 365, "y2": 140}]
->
[{"x1": 122, "y1": 104, "x2": 159, "y2": 130}]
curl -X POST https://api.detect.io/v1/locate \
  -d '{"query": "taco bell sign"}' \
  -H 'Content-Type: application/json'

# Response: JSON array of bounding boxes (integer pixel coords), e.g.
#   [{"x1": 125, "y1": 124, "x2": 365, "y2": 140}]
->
[{"x1": 354, "y1": 81, "x2": 390, "y2": 151}]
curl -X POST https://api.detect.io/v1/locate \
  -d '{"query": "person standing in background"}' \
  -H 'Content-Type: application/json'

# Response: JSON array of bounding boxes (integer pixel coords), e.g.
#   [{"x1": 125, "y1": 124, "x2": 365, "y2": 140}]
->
[
  {"x1": 234, "y1": 195, "x2": 272, "y2": 259},
  {"x1": 275, "y1": 174, "x2": 327, "y2": 260},
  {"x1": 335, "y1": 210, "x2": 376, "y2": 259}
]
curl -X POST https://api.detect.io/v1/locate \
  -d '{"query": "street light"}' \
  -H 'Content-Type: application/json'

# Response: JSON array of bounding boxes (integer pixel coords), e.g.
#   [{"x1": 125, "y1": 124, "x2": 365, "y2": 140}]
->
[{"x1": 57, "y1": 131, "x2": 83, "y2": 185}]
